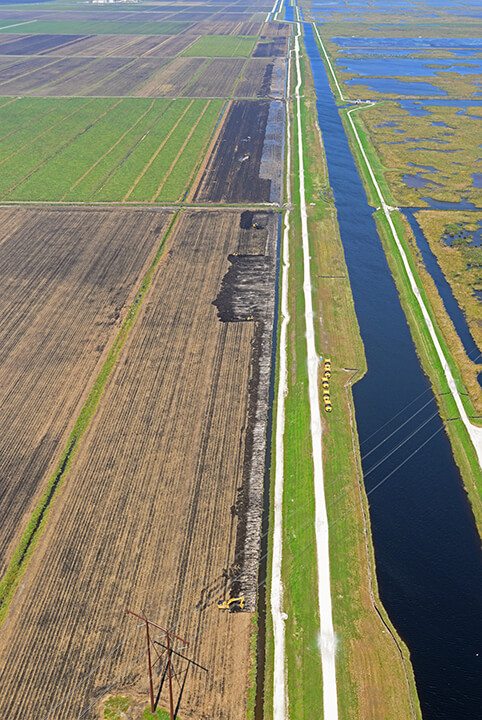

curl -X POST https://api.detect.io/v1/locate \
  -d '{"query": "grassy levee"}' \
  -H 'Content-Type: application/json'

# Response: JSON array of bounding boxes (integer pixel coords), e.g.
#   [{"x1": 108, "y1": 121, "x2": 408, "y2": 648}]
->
[
  {"x1": 264, "y1": 31, "x2": 421, "y2": 720},
  {"x1": 338, "y1": 103, "x2": 482, "y2": 531},
  {"x1": 0, "y1": 211, "x2": 179, "y2": 625}
]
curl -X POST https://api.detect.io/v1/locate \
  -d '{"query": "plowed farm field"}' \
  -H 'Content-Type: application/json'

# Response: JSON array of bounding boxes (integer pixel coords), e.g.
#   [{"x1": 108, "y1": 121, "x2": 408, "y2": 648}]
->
[
  {"x1": 0, "y1": 96, "x2": 223, "y2": 202},
  {"x1": 0, "y1": 206, "x2": 173, "y2": 576},
  {"x1": 0, "y1": 209, "x2": 278, "y2": 720},
  {"x1": 0, "y1": 20, "x2": 190, "y2": 35}
]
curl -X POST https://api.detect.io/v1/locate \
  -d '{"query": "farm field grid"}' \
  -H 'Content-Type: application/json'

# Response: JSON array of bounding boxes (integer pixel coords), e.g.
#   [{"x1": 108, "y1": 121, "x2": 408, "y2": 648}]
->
[
  {"x1": 0, "y1": 1, "x2": 286, "y2": 718},
  {"x1": 2, "y1": 0, "x2": 482, "y2": 720}
]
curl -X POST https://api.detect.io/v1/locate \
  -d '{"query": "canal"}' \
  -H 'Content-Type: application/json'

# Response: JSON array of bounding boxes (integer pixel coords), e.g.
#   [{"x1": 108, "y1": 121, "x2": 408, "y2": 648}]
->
[{"x1": 303, "y1": 22, "x2": 482, "y2": 720}]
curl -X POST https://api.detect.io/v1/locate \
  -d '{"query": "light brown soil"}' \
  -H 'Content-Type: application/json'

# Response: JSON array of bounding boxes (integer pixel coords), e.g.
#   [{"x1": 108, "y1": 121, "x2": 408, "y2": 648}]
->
[
  {"x1": 0, "y1": 209, "x2": 277, "y2": 720},
  {"x1": 135, "y1": 56, "x2": 206, "y2": 97},
  {"x1": 0, "y1": 206, "x2": 173, "y2": 577}
]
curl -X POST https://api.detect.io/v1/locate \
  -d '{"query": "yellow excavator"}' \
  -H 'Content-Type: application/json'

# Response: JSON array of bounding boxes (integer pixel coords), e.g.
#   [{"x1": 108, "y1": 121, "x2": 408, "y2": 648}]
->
[{"x1": 217, "y1": 596, "x2": 245, "y2": 611}]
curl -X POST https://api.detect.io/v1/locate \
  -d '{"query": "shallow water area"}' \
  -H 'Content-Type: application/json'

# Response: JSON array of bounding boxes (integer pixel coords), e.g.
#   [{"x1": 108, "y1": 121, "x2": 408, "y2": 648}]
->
[
  {"x1": 442, "y1": 218, "x2": 482, "y2": 246},
  {"x1": 346, "y1": 75, "x2": 447, "y2": 95},
  {"x1": 405, "y1": 210, "x2": 482, "y2": 374},
  {"x1": 403, "y1": 172, "x2": 438, "y2": 188},
  {"x1": 337, "y1": 55, "x2": 482, "y2": 78}
]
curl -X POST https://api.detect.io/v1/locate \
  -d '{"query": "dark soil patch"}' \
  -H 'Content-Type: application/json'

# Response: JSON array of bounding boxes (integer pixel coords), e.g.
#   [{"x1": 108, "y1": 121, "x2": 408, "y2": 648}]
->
[{"x1": 194, "y1": 100, "x2": 274, "y2": 203}]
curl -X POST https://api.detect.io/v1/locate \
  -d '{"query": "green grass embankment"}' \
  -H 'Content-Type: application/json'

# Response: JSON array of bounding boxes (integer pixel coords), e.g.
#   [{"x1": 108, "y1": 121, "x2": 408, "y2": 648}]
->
[{"x1": 0, "y1": 211, "x2": 180, "y2": 625}]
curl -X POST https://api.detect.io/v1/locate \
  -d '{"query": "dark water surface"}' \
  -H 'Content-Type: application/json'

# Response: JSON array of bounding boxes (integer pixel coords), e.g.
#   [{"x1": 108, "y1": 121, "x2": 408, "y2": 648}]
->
[{"x1": 304, "y1": 23, "x2": 482, "y2": 720}]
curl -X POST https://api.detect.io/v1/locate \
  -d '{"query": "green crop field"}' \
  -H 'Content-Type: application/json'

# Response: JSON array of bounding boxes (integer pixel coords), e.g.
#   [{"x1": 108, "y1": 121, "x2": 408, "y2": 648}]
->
[
  {"x1": 181, "y1": 34, "x2": 258, "y2": 57},
  {"x1": 0, "y1": 20, "x2": 189, "y2": 35},
  {"x1": 0, "y1": 96, "x2": 223, "y2": 203}
]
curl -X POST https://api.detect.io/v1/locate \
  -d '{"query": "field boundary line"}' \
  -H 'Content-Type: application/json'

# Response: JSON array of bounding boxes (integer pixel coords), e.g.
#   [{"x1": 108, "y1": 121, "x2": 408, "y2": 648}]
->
[
  {"x1": 0, "y1": 20, "x2": 38, "y2": 31},
  {"x1": 186, "y1": 99, "x2": 231, "y2": 203},
  {"x1": 3, "y1": 97, "x2": 124, "y2": 197},
  {"x1": 0, "y1": 200, "x2": 281, "y2": 209},
  {"x1": 0, "y1": 210, "x2": 180, "y2": 625},
  {"x1": 122, "y1": 99, "x2": 195, "y2": 201},
  {"x1": 63, "y1": 99, "x2": 157, "y2": 198},
  {"x1": 151, "y1": 100, "x2": 212, "y2": 202}
]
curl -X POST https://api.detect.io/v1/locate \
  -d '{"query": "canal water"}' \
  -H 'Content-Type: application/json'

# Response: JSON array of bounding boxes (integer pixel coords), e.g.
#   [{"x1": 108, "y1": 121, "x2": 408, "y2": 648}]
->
[{"x1": 303, "y1": 23, "x2": 482, "y2": 720}]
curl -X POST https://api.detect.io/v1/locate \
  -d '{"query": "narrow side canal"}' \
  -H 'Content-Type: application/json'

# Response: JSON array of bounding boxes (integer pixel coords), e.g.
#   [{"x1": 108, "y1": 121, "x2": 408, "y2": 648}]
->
[
  {"x1": 404, "y1": 209, "x2": 482, "y2": 386},
  {"x1": 303, "y1": 23, "x2": 482, "y2": 720}
]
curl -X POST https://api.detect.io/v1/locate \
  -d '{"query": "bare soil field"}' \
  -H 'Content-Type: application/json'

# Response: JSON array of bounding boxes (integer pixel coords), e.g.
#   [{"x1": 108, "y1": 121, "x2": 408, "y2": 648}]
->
[
  {"x1": 0, "y1": 33, "x2": 87, "y2": 55},
  {"x1": 0, "y1": 56, "x2": 21, "y2": 73},
  {"x1": 0, "y1": 56, "x2": 131, "y2": 96},
  {"x1": 193, "y1": 18, "x2": 264, "y2": 35},
  {"x1": 235, "y1": 58, "x2": 276, "y2": 97},
  {"x1": 142, "y1": 33, "x2": 200, "y2": 57},
  {"x1": 105, "y1": 35, "x2": 172, "y2": 58},
  {"x1": 0, "y1": 53, "x2": 249, "y2": 97},
  {"x1": 87, "y1": 58, "x2": 170, "y2": 97},
  {"x1": 186, "y1": 57, "x2": 247, "y2": 97},
  {"x1": 0, "y1": 56, "x2": 56, "y2": 84},
  {"x1": 0, "y1": 208, "x2": 278, "y2": 720},
  {"x1": 0, "y1": 206, "x2": 173, "y2": 577},
  {"x1": 253, "y1": 35, "x2": 288, "y2": 57},
  {"x1": 43, "y1": 34, "x2": 148, "y2": 58},
  {"x1": 194, "y1": 100, "x2": 284, "y2": 203},
  {"x1": 135, "y1": 56, "x2": 206, "y2": 96},
  {"x1": 262, "y1": 21, "x2": 291, "y2": 37}
]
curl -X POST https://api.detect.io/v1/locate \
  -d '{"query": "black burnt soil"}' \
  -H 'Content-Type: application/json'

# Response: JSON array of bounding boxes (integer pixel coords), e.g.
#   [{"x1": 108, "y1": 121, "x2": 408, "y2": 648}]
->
[{"x1": 193, "y1": 100, "x2": 272, "y2": 204}]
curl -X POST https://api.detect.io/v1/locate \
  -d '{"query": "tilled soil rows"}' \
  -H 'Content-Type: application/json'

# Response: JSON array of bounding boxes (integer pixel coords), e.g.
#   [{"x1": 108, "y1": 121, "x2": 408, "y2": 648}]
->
[
  {"x1": 0, "y1": 209, "x2": 278, "y2": 720},
  {"x1": 0, "y1": 206, "x2": 173, "y2": 576}
]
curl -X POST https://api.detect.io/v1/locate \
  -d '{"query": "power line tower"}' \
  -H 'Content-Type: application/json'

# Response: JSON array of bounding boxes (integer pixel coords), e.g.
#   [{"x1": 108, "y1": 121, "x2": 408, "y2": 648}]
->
[{"x1": 127, "y1": 609, "x2": 207, "y2": 719}]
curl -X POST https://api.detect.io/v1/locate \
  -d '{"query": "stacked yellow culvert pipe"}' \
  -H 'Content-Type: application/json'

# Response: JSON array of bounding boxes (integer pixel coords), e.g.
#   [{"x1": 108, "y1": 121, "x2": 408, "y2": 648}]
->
[{"x1": 322, "y1": 357, "x2": 332, "y2": 412}]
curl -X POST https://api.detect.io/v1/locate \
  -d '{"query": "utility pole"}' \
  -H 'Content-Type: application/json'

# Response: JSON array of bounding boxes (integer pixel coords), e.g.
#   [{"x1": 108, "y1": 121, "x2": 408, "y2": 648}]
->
[{"x1": 126, "y1": 609, "x2": 207, "y2": 720}]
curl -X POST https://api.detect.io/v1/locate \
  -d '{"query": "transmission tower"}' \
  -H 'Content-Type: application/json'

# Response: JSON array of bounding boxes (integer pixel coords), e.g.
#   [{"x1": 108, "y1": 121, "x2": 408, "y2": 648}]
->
[{"x1": 127, "y1": 609, "x2": 207, "y2": 719}]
